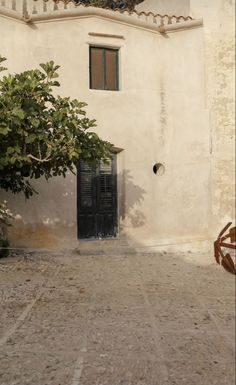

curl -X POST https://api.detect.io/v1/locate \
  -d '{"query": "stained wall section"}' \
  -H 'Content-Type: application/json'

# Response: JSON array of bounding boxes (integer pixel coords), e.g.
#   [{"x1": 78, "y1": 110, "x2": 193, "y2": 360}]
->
[{"x1": 190, "y1": 0, "x2": 235, "y2": 231}]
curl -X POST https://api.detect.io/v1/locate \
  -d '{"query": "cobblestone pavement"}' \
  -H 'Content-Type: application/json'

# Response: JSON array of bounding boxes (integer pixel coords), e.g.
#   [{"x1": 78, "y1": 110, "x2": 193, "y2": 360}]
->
[{"x1": 0, "y1": 250, "x2": 235, "y2": 385}]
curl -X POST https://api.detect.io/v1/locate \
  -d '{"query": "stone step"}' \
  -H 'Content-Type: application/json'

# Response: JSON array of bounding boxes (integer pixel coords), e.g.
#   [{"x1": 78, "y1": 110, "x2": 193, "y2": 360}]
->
[{"x1": 74, "y1": 238, "x2": 136, "y2": 256}]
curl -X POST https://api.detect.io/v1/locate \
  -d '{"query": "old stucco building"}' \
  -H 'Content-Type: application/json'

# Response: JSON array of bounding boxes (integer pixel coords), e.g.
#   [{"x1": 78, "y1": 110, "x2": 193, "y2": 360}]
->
[{"x1": 0, "y1": 0, "x2": 235, "y2": 251}]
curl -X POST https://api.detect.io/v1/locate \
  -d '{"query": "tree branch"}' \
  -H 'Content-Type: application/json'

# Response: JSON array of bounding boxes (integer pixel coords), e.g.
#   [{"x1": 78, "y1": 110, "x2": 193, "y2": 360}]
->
[
  {"x1": 38, "y1": 142, "x2": 42, "y2": 159},
  {"x1": 27, "y1": 154, "x2": 52, "y2": 163}
]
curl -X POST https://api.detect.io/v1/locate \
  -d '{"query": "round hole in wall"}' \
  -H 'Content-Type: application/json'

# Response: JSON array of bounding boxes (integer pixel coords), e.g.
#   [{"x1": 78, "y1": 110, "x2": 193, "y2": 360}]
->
[{"x1": 153, "y1": 163, "x2": 165, "y2": 176}]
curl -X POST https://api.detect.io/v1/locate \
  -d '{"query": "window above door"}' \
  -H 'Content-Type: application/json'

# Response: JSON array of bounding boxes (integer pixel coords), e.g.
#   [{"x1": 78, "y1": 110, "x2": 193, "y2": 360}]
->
[{"x1": 89, "y1": 46, "x2": 119, "y2": 91}]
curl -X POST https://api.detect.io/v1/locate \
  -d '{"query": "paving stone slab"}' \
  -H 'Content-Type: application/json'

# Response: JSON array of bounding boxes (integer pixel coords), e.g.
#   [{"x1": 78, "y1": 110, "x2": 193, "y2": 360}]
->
[
  {"x1": 0, "y1": 350, "x2": 76, "y2": 385},
  {"x1": 80, "y1": 353, "x2": 168, "y2": 385}
]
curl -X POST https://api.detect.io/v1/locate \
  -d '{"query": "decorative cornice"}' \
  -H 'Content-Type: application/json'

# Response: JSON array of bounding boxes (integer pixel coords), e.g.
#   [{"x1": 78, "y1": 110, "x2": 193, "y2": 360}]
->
[{"x1": 0, "y1": 0, "x2": 203, "y2": 33}]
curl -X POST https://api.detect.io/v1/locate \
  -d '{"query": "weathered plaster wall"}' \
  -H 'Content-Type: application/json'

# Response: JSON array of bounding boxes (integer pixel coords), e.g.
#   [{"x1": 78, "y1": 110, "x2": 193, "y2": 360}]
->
[
  {"x1": 190, "y1": 0, "x2": 235, "y2": 233},
  {"x1": 0, "y1": 15, "x2": 79, "y2": 249},
  {"x1": 0, "y1": 10, "x2": 211, "y2": 249},
  {"x1": 0, "y1": 16, "x2": 28, "y2": 73},
  {"x1": 2, "y1": 0, "x2": 234, "y2": 250}
]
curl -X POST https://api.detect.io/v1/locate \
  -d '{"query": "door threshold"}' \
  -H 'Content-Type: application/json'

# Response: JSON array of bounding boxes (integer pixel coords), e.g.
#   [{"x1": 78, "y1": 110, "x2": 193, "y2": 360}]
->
[{"x1": 78, "y1": 236, "x2": 119, "y2": 242}]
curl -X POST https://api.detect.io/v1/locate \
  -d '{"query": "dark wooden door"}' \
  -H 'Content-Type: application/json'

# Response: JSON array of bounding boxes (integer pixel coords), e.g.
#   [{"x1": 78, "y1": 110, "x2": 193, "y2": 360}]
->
[{"x1": 77, "y1": 157, "x2": 117, "y2": 239}]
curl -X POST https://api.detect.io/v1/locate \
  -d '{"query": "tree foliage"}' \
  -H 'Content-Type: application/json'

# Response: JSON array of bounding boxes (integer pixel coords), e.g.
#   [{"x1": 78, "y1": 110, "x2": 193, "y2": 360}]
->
[
  {"x1": 74, "y1": 0, "x2": 143, "y2": 11},
  {"x1": 0, "y1": 56, "x2": 112, "y2": 198}
]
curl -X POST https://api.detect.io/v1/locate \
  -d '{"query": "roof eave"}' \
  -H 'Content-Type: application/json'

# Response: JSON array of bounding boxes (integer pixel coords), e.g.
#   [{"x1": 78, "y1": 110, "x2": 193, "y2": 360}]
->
[{"x1": 0, "y1": 4, "x2": 203, "y2": 34}]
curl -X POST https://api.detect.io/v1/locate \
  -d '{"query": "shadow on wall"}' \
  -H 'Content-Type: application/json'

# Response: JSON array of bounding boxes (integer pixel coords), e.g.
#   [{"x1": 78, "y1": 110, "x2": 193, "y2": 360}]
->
[{"x1": 118, "y1": 170, "x2": 146, "y2": 228}]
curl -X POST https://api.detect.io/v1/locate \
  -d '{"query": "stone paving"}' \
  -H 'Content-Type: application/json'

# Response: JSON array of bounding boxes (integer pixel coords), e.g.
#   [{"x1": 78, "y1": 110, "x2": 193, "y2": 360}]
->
[{"x1": 0, "y1": 250, "x2": 235, "y2": 385}]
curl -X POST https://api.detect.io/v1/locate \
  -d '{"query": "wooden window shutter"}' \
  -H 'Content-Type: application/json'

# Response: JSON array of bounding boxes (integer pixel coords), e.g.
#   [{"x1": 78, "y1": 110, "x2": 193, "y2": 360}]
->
[
  {"x1": 105, "y1": 49, "x2": 118, "y2": 91},
  {"x1": 90, "y1": 47, "x2": 104, "y2": 90},
  {"x1": 90, "y1": 47, "x2": 119, "y2": 90}
]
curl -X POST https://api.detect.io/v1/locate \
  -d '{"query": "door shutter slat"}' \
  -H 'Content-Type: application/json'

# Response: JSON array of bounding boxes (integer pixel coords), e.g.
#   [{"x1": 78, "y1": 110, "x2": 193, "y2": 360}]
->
[
  {"x1": 99, "y1": 161, "x2": 114, "y2": 210},
  {"x1": 99, "y1": 174, "x2": 113, "y2": 209},
  {"x1": 79, "y1": 160, "x2": 94, "y2": 209},
  {"x1": 80, "y1": 173, "x2": 93, "y2": 208}
]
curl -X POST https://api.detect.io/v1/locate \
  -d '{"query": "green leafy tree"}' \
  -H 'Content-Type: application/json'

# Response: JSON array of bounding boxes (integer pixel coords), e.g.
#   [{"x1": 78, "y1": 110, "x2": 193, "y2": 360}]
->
[
  {"x1": 74, "y1": 0, "x2": 143, "y2": 11},
  {"x1": 0, "y1": 56, "x2": 112, "y2": 198}
]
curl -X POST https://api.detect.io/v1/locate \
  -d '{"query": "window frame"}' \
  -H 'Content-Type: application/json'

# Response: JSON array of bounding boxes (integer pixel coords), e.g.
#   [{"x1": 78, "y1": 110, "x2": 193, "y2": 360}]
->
[{"x1": 89, "y1": 46, "x2": 119, "y2": 91}]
